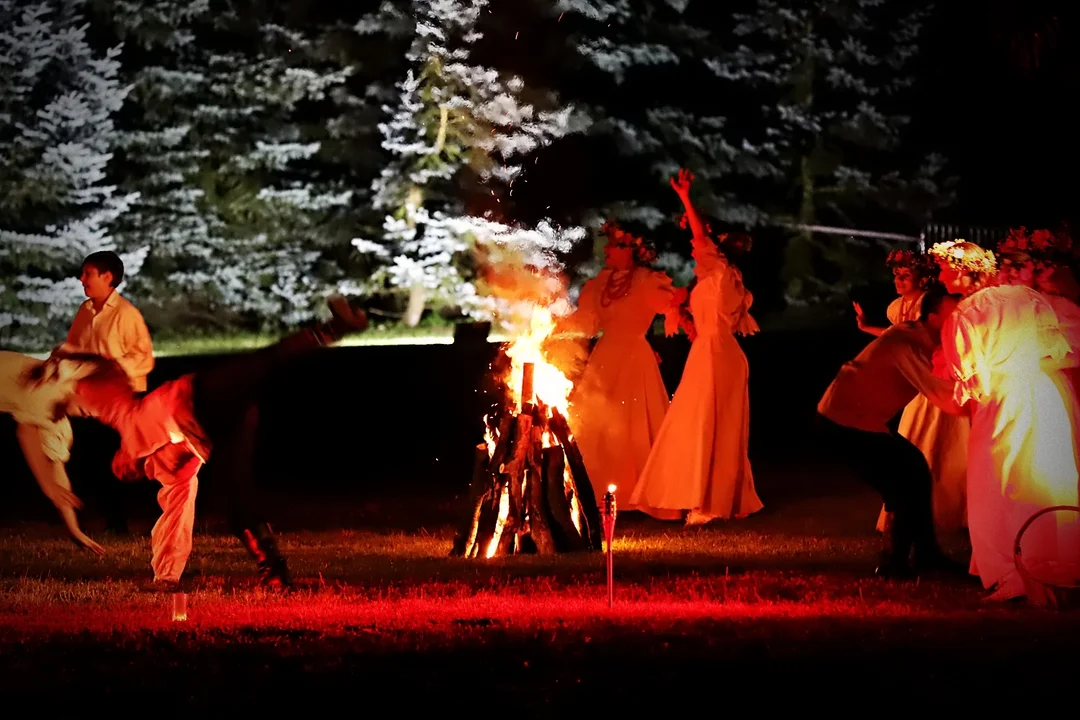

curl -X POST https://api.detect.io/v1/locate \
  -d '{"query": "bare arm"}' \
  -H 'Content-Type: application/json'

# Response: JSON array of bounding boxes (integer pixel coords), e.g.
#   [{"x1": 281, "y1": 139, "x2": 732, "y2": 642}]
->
[
  {"x1": 853, "y1": 303, "x2": 887, "y2": 336},
  {"x1": 670, "y1": 169, "x2": 710, "y2": 242},
  {"x1": 15, "y1": 423, "x2": 104, "y2": 555}
]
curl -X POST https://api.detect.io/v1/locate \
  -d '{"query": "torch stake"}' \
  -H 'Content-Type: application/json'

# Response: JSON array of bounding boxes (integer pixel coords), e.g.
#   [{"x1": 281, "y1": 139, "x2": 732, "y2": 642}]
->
[
  {"x1": 606, "y1": 536, "x2": 613, "y2": 608},
  {"x1": 602, "y1": 486, "x2": 617, "y2": 608}
]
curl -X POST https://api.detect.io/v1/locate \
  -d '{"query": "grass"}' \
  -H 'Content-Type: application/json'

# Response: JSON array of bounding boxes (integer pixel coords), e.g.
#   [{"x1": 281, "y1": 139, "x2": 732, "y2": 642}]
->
[
  {"x1": 150, "y1": 322, "x2": 461, "y2": 357},
  {"x1": 1, "y1": 477, "x2": 1078, "y2": 709}
]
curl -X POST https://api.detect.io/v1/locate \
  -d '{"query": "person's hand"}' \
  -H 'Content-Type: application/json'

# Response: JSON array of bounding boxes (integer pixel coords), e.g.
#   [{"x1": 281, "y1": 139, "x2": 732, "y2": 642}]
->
[
  {"x1": 852, "y1": 302, "x2": 870, "y2": 331},
  {"x1": 57, "y1": 506, "x2": 105, "y2": 556},
  {"x1": 43, "y1": 481, "x2": 82, "y2": 512},
  {"x1": 670, "y1": 168, "x2": 693, "y2": 196},
  {"x1": 69, "y1": 527, "x2": 106, "y2": 557}
]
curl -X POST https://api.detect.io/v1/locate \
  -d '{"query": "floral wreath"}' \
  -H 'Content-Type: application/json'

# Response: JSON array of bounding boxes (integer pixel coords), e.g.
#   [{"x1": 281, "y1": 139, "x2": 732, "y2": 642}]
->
[
  {"x1": 928, "y1": 239, "x2": 998, "y2": 276},
  {"x1": 994, "y1": 226, "x2": 1076, "y2": 288},
  {"x1": 678, "y1": 213, "x2": 753, "y2": 254},
  {"x1": 601, "y1": 221, "x2": 657, "y2": 265},
  {"x1": 885, "y1": 248, "x2": 935, "y2": 283}
]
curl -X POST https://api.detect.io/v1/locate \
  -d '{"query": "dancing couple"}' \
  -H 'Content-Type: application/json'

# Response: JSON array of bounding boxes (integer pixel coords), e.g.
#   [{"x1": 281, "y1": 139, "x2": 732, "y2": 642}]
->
[
  {"x1": 558, "y1": 169, "x2": 763, "y2": 527},
  {"x1": 6, "y1": 295, "x2": 370, "y2": 591}
]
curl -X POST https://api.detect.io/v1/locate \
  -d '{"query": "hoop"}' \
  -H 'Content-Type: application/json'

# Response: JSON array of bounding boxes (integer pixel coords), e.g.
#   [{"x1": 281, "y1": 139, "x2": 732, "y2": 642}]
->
[{"x1": 1013, "y1": 505, "x2": 1080, "y2": 606}]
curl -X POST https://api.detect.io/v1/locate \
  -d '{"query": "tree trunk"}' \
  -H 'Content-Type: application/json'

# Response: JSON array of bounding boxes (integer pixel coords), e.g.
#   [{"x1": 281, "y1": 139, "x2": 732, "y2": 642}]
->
[{"x1": 404, "y1": 283, "x2": 426, "y2": 327}]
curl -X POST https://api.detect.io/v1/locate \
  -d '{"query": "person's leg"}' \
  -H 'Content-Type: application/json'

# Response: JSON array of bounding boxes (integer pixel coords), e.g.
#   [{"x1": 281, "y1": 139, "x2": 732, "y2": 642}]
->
[
  {"x1": 142, "y1": 443, "x2": 202, "y2": 589},
  {"x1": 815, "y1": 415, "x2": 915, "y2": 575},
  {"x1": 214, "y1": 404, "x2": 291, "y2": 589}
]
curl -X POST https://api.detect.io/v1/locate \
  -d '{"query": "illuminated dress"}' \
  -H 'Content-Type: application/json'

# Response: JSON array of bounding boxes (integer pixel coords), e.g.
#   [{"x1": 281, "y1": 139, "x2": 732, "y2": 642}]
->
[
  {"x1": 630, "y1": 232, "x2": 763, "y2": 522},
  {"x1": 933, "y1": 242, "x2": 1080, "y2": 600},
  {"x1": 561, "y1": 251, "x2": 680, "y2": 508}
]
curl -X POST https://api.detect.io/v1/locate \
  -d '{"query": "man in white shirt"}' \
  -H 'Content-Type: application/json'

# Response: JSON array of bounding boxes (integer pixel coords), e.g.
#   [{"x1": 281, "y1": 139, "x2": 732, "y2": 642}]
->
[
  {"x1": 817, "y1": 285, "x2": 970, "y2": 578},
  {"x1": 66, "y1": 250, "x2": 154, "y2": 392},
  {"x1": 64, "y1": 251, "x2": 154, "y2": 534}
]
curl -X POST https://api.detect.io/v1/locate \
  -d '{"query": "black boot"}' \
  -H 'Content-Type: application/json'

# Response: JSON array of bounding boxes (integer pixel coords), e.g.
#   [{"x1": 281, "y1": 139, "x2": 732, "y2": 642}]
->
[
  {"x1": 875, "y1": 512, "x2": 914, "y2": 579},
  {"x1": 239, "y1": 523, "x2": 293, "y2": 590}
]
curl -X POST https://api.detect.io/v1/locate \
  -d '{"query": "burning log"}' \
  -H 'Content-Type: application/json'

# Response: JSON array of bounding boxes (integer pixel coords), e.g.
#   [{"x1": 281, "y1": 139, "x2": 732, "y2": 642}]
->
[
  {"x1": 548, "y1": 406, "x2": 603, "y2": 550},
  {"x1": 452, "y1": 358, "x2": 602, "y2": 558}
]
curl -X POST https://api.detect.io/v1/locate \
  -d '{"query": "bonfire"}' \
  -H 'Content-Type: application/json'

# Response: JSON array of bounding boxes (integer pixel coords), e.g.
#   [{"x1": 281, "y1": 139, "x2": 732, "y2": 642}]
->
[{"x1": 451, "y1": 303, "x2": 602, "y2": 559}]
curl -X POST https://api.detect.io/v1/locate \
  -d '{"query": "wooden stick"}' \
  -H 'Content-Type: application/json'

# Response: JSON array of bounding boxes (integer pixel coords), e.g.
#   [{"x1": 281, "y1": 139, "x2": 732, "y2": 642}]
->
[
  {"x1": 451, "y1": 443, "x2": 494, "y2": 557},
  {"x1": 542, "y1": 446, "x2": 587, "y2": 552},
  {"x1": 548, "y1": 406, "x2": 602, "y2": 551},
  {"x1": 521, "y1": 362, "x2": 535, "y2": 411}
]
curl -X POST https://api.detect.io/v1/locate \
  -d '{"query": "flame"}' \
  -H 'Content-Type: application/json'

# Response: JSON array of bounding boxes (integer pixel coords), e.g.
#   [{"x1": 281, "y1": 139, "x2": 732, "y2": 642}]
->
[
  {"x1": 474, "y1": 258, "x2": 592, "y2": 556},
  {"x1": 502, "y1": 306, "x2": 574, "y2": 417}
]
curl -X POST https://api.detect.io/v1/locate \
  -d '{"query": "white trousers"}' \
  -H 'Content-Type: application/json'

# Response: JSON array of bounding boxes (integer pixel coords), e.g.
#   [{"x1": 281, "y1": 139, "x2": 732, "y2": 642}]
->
[{"x1": 142, "y1": 442, "x2": 203, "y2": 583}]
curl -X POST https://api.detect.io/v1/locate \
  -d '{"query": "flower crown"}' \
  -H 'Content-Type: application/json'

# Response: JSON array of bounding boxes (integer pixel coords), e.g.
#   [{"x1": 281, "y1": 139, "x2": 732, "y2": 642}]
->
[
  {"x1": 601, "y1": 221, "x2": 657, "y2": 264},
  {"x1": 995, "y1": 227, "x2": 1076, "y2": 290},
  {"x1": 678, "y1": 214, "x2": 753, "y2": 254},
  {"x1": 885, "y1": 248, "x2": 935, "y2": 275},
  {"x1": 928, "y1": 240, "x2": 998, "y2": 275}
]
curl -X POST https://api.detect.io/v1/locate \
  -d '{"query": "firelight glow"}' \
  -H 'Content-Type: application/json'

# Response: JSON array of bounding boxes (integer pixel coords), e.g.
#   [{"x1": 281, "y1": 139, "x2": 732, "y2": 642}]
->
[
  {"x1": 607, "y1": 484, "x2": 617, "y2": 494},
  {"x1": 502, "y1": 306, "x2": 574, "y2": 419}
]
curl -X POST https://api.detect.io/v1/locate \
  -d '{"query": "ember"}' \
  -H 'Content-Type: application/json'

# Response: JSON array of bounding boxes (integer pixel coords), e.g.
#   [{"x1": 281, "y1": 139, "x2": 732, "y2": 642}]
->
[{"x1": 451, "y1": 309, "x2": 602, "y2": 558}]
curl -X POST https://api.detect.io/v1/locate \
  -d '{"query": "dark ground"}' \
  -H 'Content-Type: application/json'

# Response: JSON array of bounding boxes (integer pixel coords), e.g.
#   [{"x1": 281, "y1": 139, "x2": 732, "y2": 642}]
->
[{"x1": 2, "y1": 331, "x2": 1078, "y2": 712}]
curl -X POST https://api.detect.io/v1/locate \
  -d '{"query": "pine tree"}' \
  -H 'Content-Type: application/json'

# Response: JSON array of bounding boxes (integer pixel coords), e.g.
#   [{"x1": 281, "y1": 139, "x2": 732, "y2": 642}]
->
[
  {"x1": 103, "y1": 0, "x2": 357, "y2": 334},
  {"x1": 544, "y1": 0, "x2": 778, "y2": 294},
  {"x1": 709, "y1": 0, "x2": 953, "y2": 307},
  {"x1": 346, "y1": 0, "x2": 583, "y2": 327},
  {"x1": 0, "y1": 0, "x2": 138, "y2": 350}
]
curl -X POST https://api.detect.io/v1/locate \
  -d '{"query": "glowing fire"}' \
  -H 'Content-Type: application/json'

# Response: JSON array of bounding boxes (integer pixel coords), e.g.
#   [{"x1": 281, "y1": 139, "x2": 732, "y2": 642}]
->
[
  {"x1": 479, "y1": 304, "x2": 585, "y2": 558},
  {"x1": 504, "y1": 308, "x2": 574, "y2": 416}
]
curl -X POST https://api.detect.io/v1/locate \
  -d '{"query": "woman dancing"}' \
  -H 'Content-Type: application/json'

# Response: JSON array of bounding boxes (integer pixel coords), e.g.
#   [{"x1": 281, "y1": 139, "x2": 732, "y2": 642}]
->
[
  {"x1": 555, "y1": 222, "x2": 682, "y2": 507},
  {"x1": 630, "y1": 169, "x2": 763, "y2": 525}
]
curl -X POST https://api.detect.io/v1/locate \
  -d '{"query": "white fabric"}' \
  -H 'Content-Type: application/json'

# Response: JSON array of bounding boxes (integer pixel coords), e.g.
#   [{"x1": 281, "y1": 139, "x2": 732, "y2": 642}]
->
[
  {"x1": 630, "y1": 238, "x2": 762, "y2": 520},
  {"x1": 940, "y1": 285, "x2": 1080, "y2": 597},
  {"x1": 143, "y1": 442, "x2": 202, "y2": 583},
  {"x1": 0, "y1": 351, "x2": 75, "y2": 462},
  {"x1": 67, "y1": 290, "x2": 155, "y2": 391}
]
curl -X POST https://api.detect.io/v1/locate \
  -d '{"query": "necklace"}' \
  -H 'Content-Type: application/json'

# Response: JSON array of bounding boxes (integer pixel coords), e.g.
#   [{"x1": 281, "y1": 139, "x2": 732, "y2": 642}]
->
[
  {"x1": 899, "y1": 293, "x2": 918, "y2": 321},
  {"x1": 600, "y1": 269, "x2": 633, "y2": 307}
]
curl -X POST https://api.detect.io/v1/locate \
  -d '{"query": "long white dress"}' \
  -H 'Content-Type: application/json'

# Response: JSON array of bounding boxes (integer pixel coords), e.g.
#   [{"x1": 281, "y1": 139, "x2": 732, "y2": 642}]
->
[
  {"x1": 563, "y1": 267, "x2": 676, "y2": 507},
  {"x1": 875, "y1": 294, "x2": 971, "y2": 533},
  {"x1": 629, "y1": 238, "x2": 763, "y2": 521},
  {"x1": 939, "y1": 285, "x2": 1080, "y2": 598}
]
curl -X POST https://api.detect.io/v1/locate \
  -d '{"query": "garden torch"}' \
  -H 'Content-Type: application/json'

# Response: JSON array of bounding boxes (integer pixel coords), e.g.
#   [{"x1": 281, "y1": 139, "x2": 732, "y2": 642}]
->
[{"x1": 603, "y1": 484, "x2": 617, "y2": 608}]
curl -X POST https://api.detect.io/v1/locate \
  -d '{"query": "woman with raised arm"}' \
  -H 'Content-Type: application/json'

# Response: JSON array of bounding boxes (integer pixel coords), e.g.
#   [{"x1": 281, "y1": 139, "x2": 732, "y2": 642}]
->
[
  {"x1": 554, "y1": 222, "x2": 683, "y2": 507},
  {"x1": 629, "y1": 169, "x2": 763, "y2": 525}
]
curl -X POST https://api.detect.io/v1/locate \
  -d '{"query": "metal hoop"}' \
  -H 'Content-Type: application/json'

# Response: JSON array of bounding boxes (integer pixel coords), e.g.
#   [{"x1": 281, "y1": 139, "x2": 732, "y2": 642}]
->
[{"x1": 1013, "y1": 505, "x2": 1080, "y2": 590}]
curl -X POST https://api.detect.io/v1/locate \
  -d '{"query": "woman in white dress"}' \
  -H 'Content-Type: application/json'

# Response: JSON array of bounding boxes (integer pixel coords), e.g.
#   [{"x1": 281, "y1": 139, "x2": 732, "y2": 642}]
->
[
  {"x1": 554, "y1": 222, "x2": 682, "y2": 507},
  {"x1": 931, "y1": 240, "x2": 1080, "y2": 603},
  {"x1": 629, "y1": 169, "x2": 763, "y2": 525},
  {"x1": 857, "y1": 251, "x2": 970, "y2": 537}
]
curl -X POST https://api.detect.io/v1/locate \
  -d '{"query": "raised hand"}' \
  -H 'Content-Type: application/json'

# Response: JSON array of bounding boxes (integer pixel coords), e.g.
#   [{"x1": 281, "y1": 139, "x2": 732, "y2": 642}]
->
[{"x1": 669, "y1": 168, "x2": 694, "y2": 196}]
